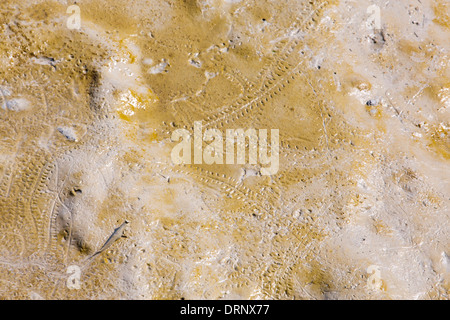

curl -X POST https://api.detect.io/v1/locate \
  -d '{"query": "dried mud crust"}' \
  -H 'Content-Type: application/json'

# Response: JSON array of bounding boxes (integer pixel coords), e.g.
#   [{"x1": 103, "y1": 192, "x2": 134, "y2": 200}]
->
[{"x1": 0, "y1": 0, "x2": 448, "y2": 299}]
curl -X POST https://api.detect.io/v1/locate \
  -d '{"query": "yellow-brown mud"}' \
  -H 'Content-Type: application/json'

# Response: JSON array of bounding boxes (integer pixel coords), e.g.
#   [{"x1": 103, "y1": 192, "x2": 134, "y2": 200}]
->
[{"x1": 0, "y1": 0, "x2": 448, "y2": 300}]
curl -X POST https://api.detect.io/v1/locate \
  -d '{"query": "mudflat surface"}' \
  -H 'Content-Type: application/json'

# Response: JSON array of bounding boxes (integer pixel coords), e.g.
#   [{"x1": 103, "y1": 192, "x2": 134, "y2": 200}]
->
[{"x1": 0, "y1": 0, "x2": 448, "y2": 299}]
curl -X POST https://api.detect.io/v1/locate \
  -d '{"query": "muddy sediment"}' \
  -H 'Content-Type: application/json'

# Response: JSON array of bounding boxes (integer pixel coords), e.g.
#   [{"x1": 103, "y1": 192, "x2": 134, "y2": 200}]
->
[{"x1": 0, "y1": 0, "x2": 448, "y2": 299}]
